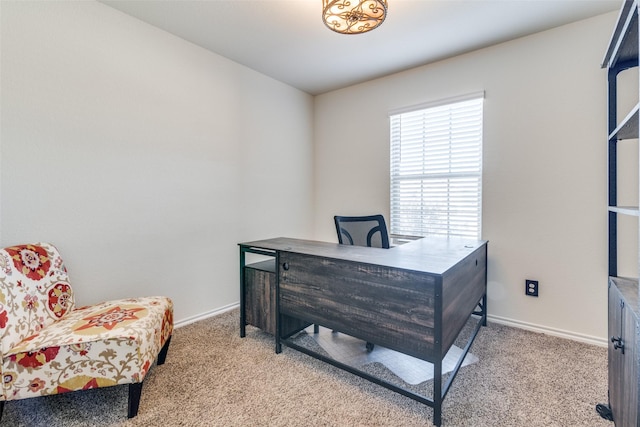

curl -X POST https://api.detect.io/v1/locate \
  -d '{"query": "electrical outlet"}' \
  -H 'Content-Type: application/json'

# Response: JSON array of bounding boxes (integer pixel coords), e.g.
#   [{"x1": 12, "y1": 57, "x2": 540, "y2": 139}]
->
[{"x1": 525, "y1": 280, "x2": 539, "y2": 297}]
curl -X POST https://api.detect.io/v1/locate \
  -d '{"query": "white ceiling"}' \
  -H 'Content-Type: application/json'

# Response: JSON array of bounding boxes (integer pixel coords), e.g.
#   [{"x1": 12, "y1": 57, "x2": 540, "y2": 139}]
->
[{"x1": 100, "y1": 0, "x2": 621, "y2": 95}]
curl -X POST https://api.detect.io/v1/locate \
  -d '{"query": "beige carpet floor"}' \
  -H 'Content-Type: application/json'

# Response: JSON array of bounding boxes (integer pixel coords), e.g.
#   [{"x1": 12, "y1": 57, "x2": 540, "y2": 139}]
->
[{"x1": 3, "y1": 308, "x2": 611, "y2": 427}]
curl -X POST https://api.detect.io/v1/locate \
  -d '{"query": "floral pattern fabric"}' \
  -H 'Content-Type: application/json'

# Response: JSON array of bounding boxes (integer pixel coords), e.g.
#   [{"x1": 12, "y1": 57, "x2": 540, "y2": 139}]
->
[
  {"x1": 0, "y1": 243, "x2": 74, "y2": 355},
  {"x1": 0, "y1": 243, "x2": 173, "y2": 403}
]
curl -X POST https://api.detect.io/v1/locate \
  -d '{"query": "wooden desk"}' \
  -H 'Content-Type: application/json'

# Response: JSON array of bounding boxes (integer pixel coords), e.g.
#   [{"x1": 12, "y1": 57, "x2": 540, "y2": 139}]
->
[{"x1": 239, "y1": 237, "x2": 487, "y2": 426}]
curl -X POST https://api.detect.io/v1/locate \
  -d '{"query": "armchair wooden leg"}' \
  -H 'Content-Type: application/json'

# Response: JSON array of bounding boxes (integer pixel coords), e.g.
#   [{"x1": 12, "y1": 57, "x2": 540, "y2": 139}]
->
[
  {"x1": 127, "y1": 336, "x2": 171, "y2": 418},
  {"x1": 128, "y1": 382, "x2": 144, "y2": 418},
  {"x1": 157, "y1": 335, "x2": 172, "y2": 365},
  {"x1": 0, "y1": 401, "x2": 4, "y2": 422}
]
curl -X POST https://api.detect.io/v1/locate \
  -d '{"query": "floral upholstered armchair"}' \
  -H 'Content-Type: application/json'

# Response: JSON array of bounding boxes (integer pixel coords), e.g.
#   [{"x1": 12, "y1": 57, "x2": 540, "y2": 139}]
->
[{"x1": 0, "y1": 243, "x2": 173, "y2": 419}]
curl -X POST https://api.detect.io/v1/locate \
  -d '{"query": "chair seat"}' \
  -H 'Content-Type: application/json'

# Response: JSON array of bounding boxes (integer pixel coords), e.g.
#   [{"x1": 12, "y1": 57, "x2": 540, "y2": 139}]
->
[{"x1": 3, "y1": 296, "x2": 172, "y2": 401}]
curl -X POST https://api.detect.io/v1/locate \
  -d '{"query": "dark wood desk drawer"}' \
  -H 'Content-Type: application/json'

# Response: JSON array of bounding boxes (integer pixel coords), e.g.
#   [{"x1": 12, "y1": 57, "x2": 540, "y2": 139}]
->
[{"x1": 244, "y1": 260, "x2": 308, "y2": 336}]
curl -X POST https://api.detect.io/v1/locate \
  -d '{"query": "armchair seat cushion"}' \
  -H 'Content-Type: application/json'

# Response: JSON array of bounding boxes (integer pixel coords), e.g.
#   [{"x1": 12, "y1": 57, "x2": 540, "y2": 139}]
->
[{"x1": 3, "y1": 296, "x2": 173, "y2": 401}]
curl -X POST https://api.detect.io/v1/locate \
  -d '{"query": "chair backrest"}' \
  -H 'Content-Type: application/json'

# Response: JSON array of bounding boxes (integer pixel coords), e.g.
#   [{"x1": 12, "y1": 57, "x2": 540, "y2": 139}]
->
[
  {"x1": 334, "y1": 215, "x2": 390, "y2": 249},
  {"x1": 0, "y1": 243, "x2": 75, "y2": 355}
]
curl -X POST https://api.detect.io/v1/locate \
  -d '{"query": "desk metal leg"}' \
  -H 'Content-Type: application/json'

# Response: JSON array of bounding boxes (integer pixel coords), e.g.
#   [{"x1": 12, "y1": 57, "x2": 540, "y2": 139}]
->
[
  {"x1": 473, "y1": 294, "x2": 488, "y2": 327},
  {"x1": 482, "y1": 255, "x2": 488, "y2": 327},
  {"x1": 481, "y1": 293, "x2": 488, "y2": 327},
  {"x1": 275, "y1": 252, "x2": 282, "y2": 354},
  {"x1": 239, "y1": 248, "x2": 246, "y2": 338},
  {"x1": 434, "y1": 359, "x2": 443, "y2": 427}
]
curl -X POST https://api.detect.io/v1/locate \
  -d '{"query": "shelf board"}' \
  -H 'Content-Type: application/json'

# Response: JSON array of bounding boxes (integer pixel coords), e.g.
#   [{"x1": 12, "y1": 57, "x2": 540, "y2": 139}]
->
[
  {"x1": 609, "y1": 206, "x2": 640, "y2": 216},
  {"x1": 603, "y1": 0, "x2": 639, "y2": 69},
  {"x1": 610, "y1": 103, "x2": 639, "y2": 141}
]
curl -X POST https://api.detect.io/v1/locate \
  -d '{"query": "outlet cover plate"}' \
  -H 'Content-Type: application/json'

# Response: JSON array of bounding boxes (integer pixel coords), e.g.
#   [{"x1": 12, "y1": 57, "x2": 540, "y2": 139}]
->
[{"x1": 526, "y1": 280, "x2": 539, "y2": 297}]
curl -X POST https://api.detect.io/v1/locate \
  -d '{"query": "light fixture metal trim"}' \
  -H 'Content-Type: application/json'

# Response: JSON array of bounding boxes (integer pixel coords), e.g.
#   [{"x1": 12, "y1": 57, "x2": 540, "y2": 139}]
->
[{"x1": 322, "y1": 0, "x2": 388, "y2": 35}]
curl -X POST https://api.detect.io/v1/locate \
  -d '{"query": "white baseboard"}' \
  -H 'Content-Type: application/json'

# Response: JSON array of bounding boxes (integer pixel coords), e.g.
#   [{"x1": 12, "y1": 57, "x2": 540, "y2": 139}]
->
[
  {"x1": 488, "y1": 314, "x2": 607, "y2": 347},
  {"x1": 174, "y1": 302, "x2": 239, "y2": 329}
]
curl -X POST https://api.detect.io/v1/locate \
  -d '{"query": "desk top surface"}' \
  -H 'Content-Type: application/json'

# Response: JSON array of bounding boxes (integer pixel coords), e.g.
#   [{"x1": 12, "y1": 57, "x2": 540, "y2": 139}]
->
[{"x1": 239, "y1": 236, "x2": 487, "y2": 275}]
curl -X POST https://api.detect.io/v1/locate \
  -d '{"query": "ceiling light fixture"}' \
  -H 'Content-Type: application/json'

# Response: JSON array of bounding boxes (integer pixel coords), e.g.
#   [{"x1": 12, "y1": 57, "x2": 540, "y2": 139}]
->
[{"x1": 322, "y1": 0, "x2": 387, "y2": 35}]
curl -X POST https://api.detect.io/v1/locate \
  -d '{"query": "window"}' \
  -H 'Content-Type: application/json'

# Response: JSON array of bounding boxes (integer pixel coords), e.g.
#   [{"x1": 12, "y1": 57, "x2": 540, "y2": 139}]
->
[{"x1": 390, "y1": 93, "x2": 483, "y2": 239}]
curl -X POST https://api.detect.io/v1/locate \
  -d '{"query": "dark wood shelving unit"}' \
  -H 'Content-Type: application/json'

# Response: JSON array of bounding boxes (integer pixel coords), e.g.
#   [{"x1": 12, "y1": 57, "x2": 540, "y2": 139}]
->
[{"x1": 602, "y1": 1, "x2": 640, "y2": 425}]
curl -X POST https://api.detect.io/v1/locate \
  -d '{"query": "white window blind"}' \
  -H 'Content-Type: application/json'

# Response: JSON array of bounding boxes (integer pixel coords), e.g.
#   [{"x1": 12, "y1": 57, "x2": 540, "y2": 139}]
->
[{"x1": 390, "y1": 95, "x2": 483, "y2": 239}]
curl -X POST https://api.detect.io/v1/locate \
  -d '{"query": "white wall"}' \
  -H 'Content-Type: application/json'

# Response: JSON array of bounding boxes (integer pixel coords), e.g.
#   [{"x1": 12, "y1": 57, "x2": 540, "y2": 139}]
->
[
  {"x1": 0, "y1": 1, "x2": 314, "y2": 322},
  {"x1": 314, "y1": 12, "x2": 623, "y2": 343}
]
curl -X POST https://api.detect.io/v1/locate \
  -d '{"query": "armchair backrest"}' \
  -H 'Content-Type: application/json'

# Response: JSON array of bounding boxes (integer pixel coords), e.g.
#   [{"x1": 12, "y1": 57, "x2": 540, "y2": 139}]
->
[
  {"x1": 334, "y1": 215, "x2": 390, "y2": 249},
  {"x1": 0, "y1": 243, "x2": 75, "y2": 355}
]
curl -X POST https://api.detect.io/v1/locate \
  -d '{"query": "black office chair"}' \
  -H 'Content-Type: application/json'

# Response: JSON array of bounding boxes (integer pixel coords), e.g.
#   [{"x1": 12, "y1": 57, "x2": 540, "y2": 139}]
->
[
  {"x1": 333, "y1": 214, "x2": 390, "y2": 352},
  {"x1": 334, "y1": 214, "x2": 390, "y2": 249}
]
